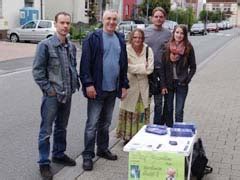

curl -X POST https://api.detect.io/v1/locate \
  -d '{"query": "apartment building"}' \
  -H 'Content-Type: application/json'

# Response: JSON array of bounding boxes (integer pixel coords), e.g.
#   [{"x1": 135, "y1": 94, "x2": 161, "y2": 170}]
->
[
  {"x1": 122, "y1": 0, "x2": 136, "y2": 20},
  {"x1": 206, "y1": 0, "x2": 238, "y2": 25},
  {"x1": 171, "y1": 0, "x2": 204, "y2": 18},
  {"x1": 0, "y1": 0, "x2": 42, "y2": 29},
  {"x1": 45, "y1": 0, "x2": 88, "y2": 23},
  {"x1": 0, "y1": 0, "x2": 42, "y2": 39}
]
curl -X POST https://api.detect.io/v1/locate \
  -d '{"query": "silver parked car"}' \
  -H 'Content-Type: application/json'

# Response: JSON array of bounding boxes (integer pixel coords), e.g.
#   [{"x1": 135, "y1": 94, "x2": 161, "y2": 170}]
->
[
  {"x1": 190, "y1": 23, "x2": 207, "y2": 36},
  {"x1": 163, "y1": 20, "x2": 178, "y2": 32},
  {"x1": 7, "y1": 20, "x2": 56, "y2": 42}
]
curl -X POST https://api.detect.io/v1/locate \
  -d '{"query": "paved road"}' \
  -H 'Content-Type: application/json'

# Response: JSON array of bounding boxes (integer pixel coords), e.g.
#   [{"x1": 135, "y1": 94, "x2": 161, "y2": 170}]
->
[
  {"x1": 0, "y1": 28, "x2": 239, "y2": 180},
  {"x1": 0, "y1": 28, "x2": 239, "y2": 76}
]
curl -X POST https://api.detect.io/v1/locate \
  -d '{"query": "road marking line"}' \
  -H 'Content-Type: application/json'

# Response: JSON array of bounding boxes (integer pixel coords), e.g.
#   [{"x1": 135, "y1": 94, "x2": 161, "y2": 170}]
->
[
  {"x1": 198, "y1": 36, "x2": 236, "y2": 70},
  {"x1": 0, "y1": 67, "x2": 31, "y2": 78}
]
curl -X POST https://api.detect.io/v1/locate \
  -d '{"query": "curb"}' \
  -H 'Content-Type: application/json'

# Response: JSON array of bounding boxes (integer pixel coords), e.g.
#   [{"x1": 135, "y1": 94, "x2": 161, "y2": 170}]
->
[{"x1": 53, "y1": 130, "x2": 120, "y2": 180}]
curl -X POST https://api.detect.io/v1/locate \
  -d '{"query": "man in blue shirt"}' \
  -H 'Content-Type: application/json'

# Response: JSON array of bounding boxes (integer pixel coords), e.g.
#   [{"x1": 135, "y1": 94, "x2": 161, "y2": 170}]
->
[
  {"x1": 80, "y1": 9, "x2": 129, "y2": 171},
  {"x1": 33, "y1": 12, "x2": 79, "y2": 180}
]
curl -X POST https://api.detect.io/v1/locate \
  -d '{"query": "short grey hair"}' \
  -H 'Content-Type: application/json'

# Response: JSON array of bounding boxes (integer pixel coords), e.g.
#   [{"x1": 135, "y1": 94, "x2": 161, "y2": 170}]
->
[{"x1": 102, "y1": 9, "x2": 119, "y2": 20}]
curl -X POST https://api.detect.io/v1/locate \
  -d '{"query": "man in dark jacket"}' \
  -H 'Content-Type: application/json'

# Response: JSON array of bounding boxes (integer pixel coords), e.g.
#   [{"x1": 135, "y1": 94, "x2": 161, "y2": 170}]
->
[
  {"x1": 32, "y1": 12, "x2": 79, "y2": 180},
  {"x1": 80, "y1": 9, "x2": 129, "y2": 171}
]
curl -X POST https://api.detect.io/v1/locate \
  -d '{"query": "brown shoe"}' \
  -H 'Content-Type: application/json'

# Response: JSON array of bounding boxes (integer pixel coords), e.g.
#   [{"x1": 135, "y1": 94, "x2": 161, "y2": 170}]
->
[{"x1": 39, "y1": 164, "x2": 53, "y2": 180}]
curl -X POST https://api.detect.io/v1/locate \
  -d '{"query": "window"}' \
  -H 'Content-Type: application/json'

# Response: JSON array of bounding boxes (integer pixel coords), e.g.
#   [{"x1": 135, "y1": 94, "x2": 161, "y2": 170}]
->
[
  {"x1": 23, "y1": 21, "x2": 37, "y2": 29},
  {"x1": 85, "y1": 0, "x2": 88, "y2": 9},
  {"x1": 38, "y1": 21, "x2": 52, "y2": 28},
  {"x1": 125, "y1": 5, "x2": 129, "y2": 16},
  {"x1": 20, "y1": 11, "x2": 25, "y2": 19},
  {"x1": 85, "y1": 0, "x2": 89, "y2": 16},
  {"x1": 25, "y1": 0, "x2": 33, "y2": 7}
]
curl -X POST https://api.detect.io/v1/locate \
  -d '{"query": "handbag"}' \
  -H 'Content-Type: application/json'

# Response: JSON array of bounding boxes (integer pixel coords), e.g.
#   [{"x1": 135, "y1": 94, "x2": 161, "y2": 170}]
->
[{"x1": 146, "y1": 46, "x2": 161, "y2": 96}]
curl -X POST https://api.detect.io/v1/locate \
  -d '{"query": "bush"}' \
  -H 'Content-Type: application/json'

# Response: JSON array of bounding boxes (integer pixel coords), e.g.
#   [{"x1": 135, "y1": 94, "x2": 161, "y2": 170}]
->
[{"x1": 70, "y1": 22, "x2": 103, "y2": 41}]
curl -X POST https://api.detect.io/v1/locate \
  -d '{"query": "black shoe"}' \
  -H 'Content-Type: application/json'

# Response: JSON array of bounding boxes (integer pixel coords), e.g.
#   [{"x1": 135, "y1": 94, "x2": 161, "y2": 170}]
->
[
  {"x1": 123, "y1": 140, "x2": 129, "y2": 145},
  {"x1": 97, "y1": 150, "x2": 118, "y2": 160},
  {"x1": 39, "y1": 164, "x2": 53, "y2": 180},
  {"x1": 52, "y1": 154, "x2": 76, "y2": 166},
  {"x1": 82, "y1": 158, "x2": 93, "y2": 171}
]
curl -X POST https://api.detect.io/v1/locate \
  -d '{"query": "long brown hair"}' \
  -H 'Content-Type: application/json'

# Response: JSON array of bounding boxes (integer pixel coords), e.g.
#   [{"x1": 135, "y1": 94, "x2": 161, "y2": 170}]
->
[
  {"x1": 166, "y1": 24, "x2": 193, "y2": 65},
  {"x1": 128, "y1": 28, "x2": 145, "y2": 45}
]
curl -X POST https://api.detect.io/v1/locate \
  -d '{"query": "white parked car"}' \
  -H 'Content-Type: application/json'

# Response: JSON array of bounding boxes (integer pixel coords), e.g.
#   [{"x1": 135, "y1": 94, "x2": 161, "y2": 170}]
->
[
  {"x1": 7, "y1": 20, "x2": 56, "y2": 42},
  {"x1": 117, "y1": 20, "x2": 146, "y2": 31},
  {"x1": 163, "y1": 20, "x2": 178, "y2": 32}
]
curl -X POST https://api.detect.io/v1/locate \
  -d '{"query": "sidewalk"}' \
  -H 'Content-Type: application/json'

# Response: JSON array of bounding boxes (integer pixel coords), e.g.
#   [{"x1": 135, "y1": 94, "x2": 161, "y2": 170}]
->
[
  {"x1": 53, "y1": 35, "x2": 240, "y2": 180},
  {"x1": 0, "y1": 40, "x2": 81, "y2": 62},
  {"x1": 0, "y1": 41, "x2": 37, "y2": 61}
]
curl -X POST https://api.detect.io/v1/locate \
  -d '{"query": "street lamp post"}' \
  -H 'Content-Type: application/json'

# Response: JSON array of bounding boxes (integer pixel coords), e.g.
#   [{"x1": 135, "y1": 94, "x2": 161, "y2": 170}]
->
[
  {"x1": 40, "y1": 0, "x2": 43, "y2": 20},
  {"x1": 203, "y1": 3, "x2": 207, "y2": 34},
  {"x1": 146, "y1": 0, "x2": 149, "y2": 24},
  {"x1": 176, "y1": 5, "x2": 178, "y2": 23}
]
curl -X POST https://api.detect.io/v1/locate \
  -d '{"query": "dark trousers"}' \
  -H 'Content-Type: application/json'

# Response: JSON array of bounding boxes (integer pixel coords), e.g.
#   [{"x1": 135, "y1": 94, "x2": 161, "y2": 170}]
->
[
  {"x1": 153, "y1": 94, "x2": 169, "y2": 126},
  {"x1": 38, "y1": 96, "x2": 71, "y2": 165},
  {"x1": 167, "y1": 80, "x2": 188, "y2": 126},
  {"x1": 82, "y1": 91, "x2": 116, "y2": 159}
]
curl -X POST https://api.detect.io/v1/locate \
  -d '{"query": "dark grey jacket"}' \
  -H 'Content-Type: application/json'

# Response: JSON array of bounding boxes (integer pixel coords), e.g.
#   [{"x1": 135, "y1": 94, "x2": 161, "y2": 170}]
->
[
  {"x1": 160, "y1": 44, "x2": 196, "y2": 89},
  {"x1": 32, "y1": 35, "x2": 80, "y2": 96}
]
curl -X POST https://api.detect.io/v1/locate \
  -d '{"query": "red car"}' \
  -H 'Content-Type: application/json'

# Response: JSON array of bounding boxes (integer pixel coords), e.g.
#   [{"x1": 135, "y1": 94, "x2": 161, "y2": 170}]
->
[{"x1": 207, "y1": 23, "x2": 219, "y2": 33}]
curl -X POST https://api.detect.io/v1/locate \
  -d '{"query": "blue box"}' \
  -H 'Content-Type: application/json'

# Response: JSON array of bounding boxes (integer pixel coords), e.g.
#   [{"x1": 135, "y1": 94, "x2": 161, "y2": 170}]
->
[
  {"x1": 145, "y1": 124, "x2": 167, "y2": 135},
  {"x1": 170, "y1": 128, "x2": 193, "y2": 137},
  {"x1": 173, "y1": 122, "x2": 196, "y2": 133}
]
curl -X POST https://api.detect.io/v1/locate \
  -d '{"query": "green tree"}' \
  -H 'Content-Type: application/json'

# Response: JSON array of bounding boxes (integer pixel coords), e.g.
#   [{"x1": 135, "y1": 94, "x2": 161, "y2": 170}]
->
[
  {"x1": 199, "y1": 10, "x2": 226, "y2": 23},
  {"x1": 199, "y1": 10, "x2": 207, "y2": 22},
  {"x1": 168, "y1": 7, "x2": 196, "y2": 28},
  {"x1": 185, "y1": 7, "x2": 196, "y2": 29},
  {"x1": 138, "y1": 0, "x2": 171, "y2": 18}
]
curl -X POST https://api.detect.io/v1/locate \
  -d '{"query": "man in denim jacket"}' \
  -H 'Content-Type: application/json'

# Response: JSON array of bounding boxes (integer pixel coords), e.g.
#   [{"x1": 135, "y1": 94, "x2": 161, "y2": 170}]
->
[
  {"x1": 32, "y1": 12, "x2": 79, "y2": 180},
  {"x1": 80, "y1": 9, "x2": 129, "y2": 171}
]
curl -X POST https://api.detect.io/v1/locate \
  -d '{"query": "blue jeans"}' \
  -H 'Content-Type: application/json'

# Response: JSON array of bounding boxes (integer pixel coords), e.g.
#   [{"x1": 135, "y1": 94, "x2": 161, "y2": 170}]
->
[
  {"x1": 82, "y1": 91, "x2": 117, "y2": 159},
  {"x1": 38, "y1": 95, "x2": 71, "y2": 165},
  {"x1": 153, "y1": 94, "x2": 168, "y2": 125},
  {"x1": 167, "y1": 80, "x2": 188, "y2": 126}
]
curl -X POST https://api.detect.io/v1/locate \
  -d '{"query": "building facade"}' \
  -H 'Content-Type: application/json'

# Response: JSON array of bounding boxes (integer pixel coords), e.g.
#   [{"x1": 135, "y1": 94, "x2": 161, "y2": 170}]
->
[
  {"x1": 171, "y1": 0, "x2": 204, "y2": 18},
  {"x1": 122, "y1": 0, "x2": 136, "y2": 20},
  {"x1": 45, "y1": 0, "x2": 88, "y2": 23},
  {"x1": 206, "y1": 0, "x2": 238, "y2": 26},
  {"x1": 0, "y1": 0, "x2": 43, "y2": 39},
  {"x1": 0, "y1": 0, "x2": 42, "y2": 30}
]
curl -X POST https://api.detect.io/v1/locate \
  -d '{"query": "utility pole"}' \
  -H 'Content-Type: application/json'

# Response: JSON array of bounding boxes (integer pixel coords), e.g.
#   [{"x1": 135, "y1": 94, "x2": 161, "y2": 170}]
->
[
  {"x1": 203, "y1": 3, "x2": 207, "y2": 34},
  {"x1": 176, "y1": 5, "x2": 178, "y2": 23},
  {"x1": 146, "y1": 0, "x2": 149, "y2": 24},
  {"x1": 40, "y1": 0, "x2": 43, "y2": 20}
]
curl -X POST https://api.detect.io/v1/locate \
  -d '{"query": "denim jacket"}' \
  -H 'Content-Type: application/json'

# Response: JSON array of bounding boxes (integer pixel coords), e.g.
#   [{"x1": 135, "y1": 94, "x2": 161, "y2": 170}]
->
[{"x1": 32, "y1": 35, "x2": 80, "y2": 97}]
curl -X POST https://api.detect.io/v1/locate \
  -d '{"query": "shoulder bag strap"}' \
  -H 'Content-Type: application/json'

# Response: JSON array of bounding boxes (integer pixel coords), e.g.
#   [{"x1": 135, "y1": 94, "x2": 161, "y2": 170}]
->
[{"x1": 146, "y1": 46, "x2": 149, "y2": 62}]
